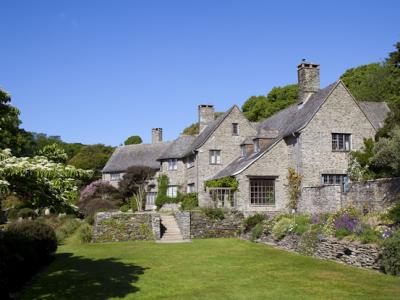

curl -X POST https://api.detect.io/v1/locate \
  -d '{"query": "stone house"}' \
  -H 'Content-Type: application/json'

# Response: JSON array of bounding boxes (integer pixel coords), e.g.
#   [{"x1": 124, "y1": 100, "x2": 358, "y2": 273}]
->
[{"x1": 102, "y1": 62, "x2": 389, "y2": 213}]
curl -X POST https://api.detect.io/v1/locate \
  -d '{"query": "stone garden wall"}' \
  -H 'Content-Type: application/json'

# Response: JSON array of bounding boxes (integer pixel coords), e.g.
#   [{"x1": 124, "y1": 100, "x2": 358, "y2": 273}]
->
[
  {"x1": 300, "y1": 177, "x2": 400, "y2": 214},
  {"x1": 190, "y1": 211, "x2": 244, "y2": 239},
  {"x1": 93, "y1": 211, "x2": 160, "y2": 242},
  {"x1": 174, "y1": 211, "x2": 190, "y2": 239},
  {"x1": 259, "y1": 234, "x2": 381, "y2": 270}
]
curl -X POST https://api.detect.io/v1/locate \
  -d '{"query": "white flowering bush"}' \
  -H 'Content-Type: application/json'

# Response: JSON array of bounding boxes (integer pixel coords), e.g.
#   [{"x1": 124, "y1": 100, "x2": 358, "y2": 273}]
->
[{"x1": 0, "y1": 148, "x2": 92, "y2": 211}]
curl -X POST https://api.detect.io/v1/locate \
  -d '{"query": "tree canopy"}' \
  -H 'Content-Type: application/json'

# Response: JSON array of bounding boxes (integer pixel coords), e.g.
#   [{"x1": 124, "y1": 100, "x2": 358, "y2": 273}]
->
[
  {"x1": 241, "y1": 84, "x2": 298, "y2": 122},
  {"x1": 118, "y1": 166, "x2": 156, "y2": 198},
  {"x1": 124, "y1": 135, "x2": 142, "y2": 145}
]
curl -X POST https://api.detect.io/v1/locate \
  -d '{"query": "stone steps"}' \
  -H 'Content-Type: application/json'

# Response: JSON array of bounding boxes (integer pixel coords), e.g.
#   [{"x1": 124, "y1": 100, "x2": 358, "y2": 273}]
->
[{"x1": 158, "y1": 214, "x2": 190, "y2": 243}]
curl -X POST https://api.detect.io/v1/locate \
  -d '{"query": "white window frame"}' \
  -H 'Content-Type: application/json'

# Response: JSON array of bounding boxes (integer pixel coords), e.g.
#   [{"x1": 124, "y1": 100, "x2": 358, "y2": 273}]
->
[
  {"x1": 168, "y1": 158, "x2": 178, "y2": 171},
  {"x1": 254, "y1": 139, "x2": 260, "y2": 153},
  {"x1": 110, "y1": 173, "x2": 120, "y2": 181},
  {"x1": 332, "y1": 133, "x2": 351, "y2": 152},
  {"x1": 187, "y1": 183, "x2": 195, "y2": 193},
  {"x1": 209, "y1": 150, "x2": 221, "y2": 165},
  {"x1": 241, "y1": 145, "x2": 246, "y2": 157},
  {"x1": 249, "y1": 178, "x2": 275, "y2": 205},
  {"x1": 167, "y1": 186, "x2": 178, "y2": 198}
]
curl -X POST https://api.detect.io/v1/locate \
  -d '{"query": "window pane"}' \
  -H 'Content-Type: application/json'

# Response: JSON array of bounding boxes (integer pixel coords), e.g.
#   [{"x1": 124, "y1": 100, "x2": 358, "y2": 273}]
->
[{"x1": 250, "y1": 179, "x2": 275, "y2": 205}]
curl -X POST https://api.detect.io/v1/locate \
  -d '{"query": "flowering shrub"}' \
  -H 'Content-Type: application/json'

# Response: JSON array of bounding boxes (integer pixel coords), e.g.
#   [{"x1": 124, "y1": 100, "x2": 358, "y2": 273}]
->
[
  {"x1": 334, "y1": 213, "x2": 359, "y2": 238},
  {"x1": 381, "y1": 229, "x2": 400, "y2": 276},
  {"x1": 271, "y1": 217, "x2": 296, "y2": 240},
  {"x1": 79, "y1": 180, "x2": 119, "y2": 201},
  {"x1": 323, "y1": 206, "x2": 360, "y2": 237}
]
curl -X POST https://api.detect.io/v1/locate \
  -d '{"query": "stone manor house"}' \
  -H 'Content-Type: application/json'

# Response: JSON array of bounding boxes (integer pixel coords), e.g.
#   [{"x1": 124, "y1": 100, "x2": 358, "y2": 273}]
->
[{"x1": 102, "y1": 62, "x2": 390, "y2": 213}]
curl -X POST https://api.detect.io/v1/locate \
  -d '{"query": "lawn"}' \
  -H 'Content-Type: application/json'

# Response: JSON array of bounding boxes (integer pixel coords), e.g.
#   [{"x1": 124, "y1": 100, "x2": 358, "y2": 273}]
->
[{"x1": 21, "y1": 236, "x2": 400, "y2": 300}]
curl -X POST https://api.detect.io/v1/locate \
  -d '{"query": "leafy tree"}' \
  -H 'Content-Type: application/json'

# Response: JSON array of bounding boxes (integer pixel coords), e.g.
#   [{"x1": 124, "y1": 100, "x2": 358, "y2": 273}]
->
[
  {"x1": 242, "y1": 84, "x2": 298, "y2": 122},
  {"x1": 118, "y1": 166, "x2": 156, "y2": 199},
  {"x1": 371, "y1": 127, "x2": 400, "y2": 177},
  {"x1": 124, "y1": 135, "x2": 142, "y2": 145},
  {"x1": 68, "y1": 144, "x2": 114, "y2": 179},
  {"x1": 182, "y1": 112, "x2": 224, "y2": 135},
  {"x1": 39, "y1": 143, "x2": 68, "y2": 164},
  {"x1": 386, "y1": 42, "x2": 400, "y2": 68}
]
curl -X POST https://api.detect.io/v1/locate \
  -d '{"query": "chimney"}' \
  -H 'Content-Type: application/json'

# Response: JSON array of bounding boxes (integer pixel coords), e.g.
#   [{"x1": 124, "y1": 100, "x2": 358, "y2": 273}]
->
[
  {"x1": 152, "y1": 128, "x2": 163, "y2": 143},
  {"x1": 297, "y1": 60, "x2": 320, "y2": 104},
  {"x1": 198, "y1": 104, "x2": 214, "y2": 133}
]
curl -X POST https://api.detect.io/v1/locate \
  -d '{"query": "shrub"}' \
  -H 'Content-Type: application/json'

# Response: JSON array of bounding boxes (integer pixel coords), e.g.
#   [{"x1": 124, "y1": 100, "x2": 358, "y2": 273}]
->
[
  {"x1": 130, "y1": 196, "x2": 138, "y2": 212},
  {"x1": 6, "y1": 208, "x2": 19, "y2": 220},
  {"x1": 17, "y1": 208, "x2": 37, "y2": 219},
  {"x1": 120, "y1": 204, "x2": 130, "y2": 212},
  {"x1": 272, "y1": 217, "x2": 295, "y2": 240},
  {"x1": 78, "y1": 197, "x2": 122, "y2": 219},
  {"x1": 357, "y1": 225, "x2": 381, "y2": 244},
  {"x1": 78, "y1": 223, "x2": 92, "y2": 243},
  {"x1": 251, "y1": 223, "x2": 264, "y2": 241},
  {"x1": 333, "y1": 214, "x2": 359, "y2": 239},
  {"x1": 202, "y1": 208, "x2": 225, "y2": 220},
  {"x1": 387, "y1": 202, "x2": 400, "y2": 224},
  {"x1": 80, "y1": 179, "x2": 122, "y2": 202},
  {"x1": 293, "y1": 214, "x2": 311, "y2": 235},
  {"x1": 1, "y1": 195, "x2": 25, "y2": 210},
  {"x1": 244, "y1": 214, "x2": 265, "y2": 232},
  {"x1": 181, "y1": 193, "x2": 198, "y2": 211},
  {"x1": 381, "y1": 230, "x2": 400, "y2": 276},
  {"x1": 55, "y1": 218, "x2": 81, "y2": 244},
  {"x1": 298, "y1": 230, "x2": 319, "y2": 256}
]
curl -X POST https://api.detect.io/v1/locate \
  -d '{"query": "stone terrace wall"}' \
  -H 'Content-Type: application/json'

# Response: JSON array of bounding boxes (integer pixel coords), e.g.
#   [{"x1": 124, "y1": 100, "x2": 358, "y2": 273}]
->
[
  {"x1": 93, "y1": 211, "x2": 160, "y2": 243},
  {"x1": 344, "y1": 177, "x2": 400, "y2": 212},
  {"x1": 190, "y1": 211, "x2": 244, "y2": 239},
  {"x1": 300, "y1": 177, "x2": 400, "y2": 214},
  {"x1": 174, "y1": 211, "x2": 190, "y2": 240},
  {"x1": 259, "y1": 234, "x2": 381, "y2": 270}
]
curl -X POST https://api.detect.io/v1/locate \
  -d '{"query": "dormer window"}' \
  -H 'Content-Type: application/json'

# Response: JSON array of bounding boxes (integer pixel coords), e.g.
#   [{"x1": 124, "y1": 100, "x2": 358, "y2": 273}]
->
[
  {"x1": 232, "y1": 123, "x2": 239, "y2": 136},
  {"x1": 254, "y1": 139, "x2": 260, "y2": 153}
]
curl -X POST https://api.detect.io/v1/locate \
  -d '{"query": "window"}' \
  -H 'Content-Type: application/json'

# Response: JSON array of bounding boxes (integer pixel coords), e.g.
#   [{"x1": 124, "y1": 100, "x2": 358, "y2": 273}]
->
[
  {"x1": 187, "y1": 155, "x2": 195, "y2": 168},
  {"x1": 110, "y1": 173, "x2": 120, "y2": 181},
  {"x1": 254, "y1": 139, "x2": 260, "y2": 153},
  {"x1": 250, "y1": 178, "x2": 275, "y2": 205},
  {"x1": 321, "y1": 174, "x2": 347, "y2": 185},
  {"x1": 232, "y1": 123, "x2": 239, "y2": 136},
  {"x1": 168, "y1": 159, "x2": 178, "y2": 171},
  {"x1": 209, "y1": 150, "x2": 221, "y2": 164},
  {"x1": 241, "y1": 145, "x2": 246, "y2": 157},
  {"x1": 167, "y1": 186, "x2": 178, "y2": 198},
  {"x1": 146, "y1": 192, "x2": 157, "y2": 206},
  {"x1": 332, "y1": 133, "x2": 351, "y2": 151},
  {"x1": 187, "y1": 183, "x2": 195, "y2": 193}
]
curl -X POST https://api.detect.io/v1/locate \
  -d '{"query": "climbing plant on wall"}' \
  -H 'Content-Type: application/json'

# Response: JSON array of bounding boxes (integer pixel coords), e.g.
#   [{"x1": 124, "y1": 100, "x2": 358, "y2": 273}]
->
[
  {"x1": 205, "y1": 176, "x2": 239, "y2": 191},
  {"x1": 287, "y1": 168, "x2": 302, "y2": 212}
]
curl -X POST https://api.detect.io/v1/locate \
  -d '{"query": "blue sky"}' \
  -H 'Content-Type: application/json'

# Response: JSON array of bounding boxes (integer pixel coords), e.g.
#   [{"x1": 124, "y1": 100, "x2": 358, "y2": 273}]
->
[{"x1": 1, "y1": 0, "x2": 399, "y2": 146}]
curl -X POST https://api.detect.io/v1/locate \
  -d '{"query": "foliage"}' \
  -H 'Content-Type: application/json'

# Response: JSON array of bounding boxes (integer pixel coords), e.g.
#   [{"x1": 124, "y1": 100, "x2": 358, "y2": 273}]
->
[
  {"x1": 357, "y1": 225, "x2": 381, "y2": 244},
  {"x1": 80, "y1": 179, "x2": 122, "y2": 202},
  {"x1": 180, "y1": 193, "x2": 198, "y2": 210},
  {"x1": 1, "y1": 194, "x2": 25, "y2": 210},
  {"x1": 78, "y1": 197, "x2": 122, "y2": 219},
  {"x1": 242, "y1": 84, "x2": 298, "y2": 122},
  {"x1": 386, "y1": 42, "x2": 400, "y2": 68},
  {"x1": 271, "y1": 217, "x2": 295, "y2": 240},
  {"x1": 55, "y1": 218, "x2": 81, "y2": 243},
  {"x1": 77, "y1": 223, "x2": 92, "y2": 243},
  {"x1": 323, "y1": 206, "x2": 360, "y2": 237},
  {"x1": 348, "y1": 138, "x2": 377, "y2": 181},
  {"x1": 251, "y1": 223, "x2": 264, "y2": 241},
  {"x1": 333, "y1": 214, "x2": 359, "y2": 239},
  {"x1": 182, "y1": 122, "x2": 199, "y2": 135},
  {"x1": 120, "y1": 204, "x2": 130, "y2": 212},
  {"x1": 68, "y1": 144, "x2": 114, "y2": 179},
  {"x1": 298, "y1": 229, "x2": 319, "y2": 256},
  {"x1": 293, "y1": 214, "x2": 311, "y2": 235},
  {"x1": 371, "y1": 127, "x2": 400, "y2": 177},
  {"x1": 131, "y1": 185, "x2": 146, "y2": 212},
  {"x1": 243, "y1": 213, "x2": 265, "y2": 232},
  {"x1": 155, "y1": 175, "x2": 179, "y2": 208},
  {"x1": 17, "y1": 208, "x2": 37, "y2": 219},
  {"x1": 287, "y1": 168, "x2": 302, "y2": 211},
  {"x1": 118, "y1": 166, "x2": 156, "y2": 198},
  {"x1": 124, "y1": 135, "x2": 142, "y2": 145},
  {"x1": 381, "y1": 229, "x2": 400, "y2": 276},
  {"x1": 39, "y1": 143, "x2": 68, "y2": 164},
  {"x1": 387, "y1": 202, "x2": 400, "y2": 224},
  {"x1": 0, "y1": 149, "x2": 93, "y2": 211},
  {"x1": 129, "y1": 196, "x2": 138, "y2": 212},
  {"x1": 205, "y1": 176, "x2": 239, "y2": 191},
  {"x1": 202, "y1": 207, "x2": 225, "y2": 220}
]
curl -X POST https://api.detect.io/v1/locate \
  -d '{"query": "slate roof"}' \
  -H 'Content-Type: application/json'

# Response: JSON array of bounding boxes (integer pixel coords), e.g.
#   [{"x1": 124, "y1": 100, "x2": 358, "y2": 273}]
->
[
  {"x1": 182, "y1": 105, "x2": 238, "y2": 156},
  {"x1": 213, "y1": 81, "x2": 390, "y2": 179},
  {"x1": 359, "y1": 101, "x2": 390, "y2": 130},
  {"x1": 102, "y1": 142, "x2": 172, "y2": 173},
  {"x1": 158, "y1": 135, "x2": 197, "y2": 160}
]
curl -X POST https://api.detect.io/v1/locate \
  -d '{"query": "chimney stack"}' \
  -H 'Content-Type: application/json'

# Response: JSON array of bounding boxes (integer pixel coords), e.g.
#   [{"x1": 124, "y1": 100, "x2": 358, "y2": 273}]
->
[
  {"x1": 152, "y1": 128, "x2": 163, "y2": 143},
  {"x1": 198, "y1": 104, "x2": 214, "y2": 133},
  {"x1": 297, "y1": 60, "x2": 320, "y2": 104}
]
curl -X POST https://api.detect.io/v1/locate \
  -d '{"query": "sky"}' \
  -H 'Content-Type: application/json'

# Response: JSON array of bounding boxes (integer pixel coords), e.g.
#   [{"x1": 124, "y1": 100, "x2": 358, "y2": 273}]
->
[{"x1": 0, "y1": 0, "x2": 399, "y2": 146}]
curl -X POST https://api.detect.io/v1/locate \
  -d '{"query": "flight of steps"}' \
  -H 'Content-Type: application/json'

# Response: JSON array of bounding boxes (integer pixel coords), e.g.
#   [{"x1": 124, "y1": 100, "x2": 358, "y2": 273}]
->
[{"x1": 158, "y1": 214, "x2": 190, "y2": 243}]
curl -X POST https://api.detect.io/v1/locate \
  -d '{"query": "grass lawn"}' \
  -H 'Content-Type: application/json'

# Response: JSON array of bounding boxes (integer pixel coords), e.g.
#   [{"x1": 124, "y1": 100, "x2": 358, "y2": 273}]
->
[{"x1": 21, "y1": 236, "x2": 400, "y2": 300}]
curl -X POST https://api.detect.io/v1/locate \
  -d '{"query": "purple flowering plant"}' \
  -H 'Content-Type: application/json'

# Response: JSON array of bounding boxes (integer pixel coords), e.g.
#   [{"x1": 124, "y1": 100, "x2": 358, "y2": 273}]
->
[{"x1": 334, "y1": 213, "x2": 359, "y2": 232}]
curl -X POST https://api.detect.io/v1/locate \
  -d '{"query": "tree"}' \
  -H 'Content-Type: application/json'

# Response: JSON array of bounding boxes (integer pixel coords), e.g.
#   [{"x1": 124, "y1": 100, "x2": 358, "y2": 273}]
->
[
  {"x1": 0, "y1": 149, "x2": 92, "y2": 211},
  {"x1": 68, "y1": 144, "x2": 114, "y2": 179},
  {"x1": 242, "y1": 84, "x2": 298, "y2": 122},
  {"x1": 38, "y1": 143, "x2": 68, "y2": 164},
  {"x1": 118, "y1": 166, "x2": 156, "y2": 198},
  {"x1": 182, "y1": 112, "x2": 224, "y2": 135},
  {"x1": 124, "y1": 135, "x2": 142, "y2": 145},
  {"x1": 386, "y1": 42, "x2": 400, "y2": 68}
]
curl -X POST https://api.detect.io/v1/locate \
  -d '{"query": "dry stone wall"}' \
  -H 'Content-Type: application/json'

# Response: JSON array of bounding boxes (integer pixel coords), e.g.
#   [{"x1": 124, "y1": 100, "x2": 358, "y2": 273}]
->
[
  {"x1": 190, "y1": 211, "x2": 244, "y2": 238},
  {"x1": 93, "y1": 211, "x2": 160, "y2": 242}
]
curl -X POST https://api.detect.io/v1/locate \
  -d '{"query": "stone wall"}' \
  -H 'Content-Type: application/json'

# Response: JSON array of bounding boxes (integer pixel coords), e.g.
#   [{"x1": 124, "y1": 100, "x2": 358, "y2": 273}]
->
[
  {"x1": 190, "y1": 211, "x2": 244, "y2": 239},
  {"x1": 259, "y1": 234, "x2": 381, "y2": 270},
  {"x1": 301, "y1": 177, "x2": 400, "y2": 214},
  {"x1": 93, "y1": 211, "x2": 160, "y2": 243},
  {"x1": 174, "y1": 211, "x2": 190, "y2": 239}
]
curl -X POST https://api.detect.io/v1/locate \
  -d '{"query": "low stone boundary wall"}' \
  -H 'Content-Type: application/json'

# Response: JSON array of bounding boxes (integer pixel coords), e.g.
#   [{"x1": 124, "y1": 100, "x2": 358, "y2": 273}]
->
[
  {"x1": 258, "y1": 234, "x2": 381, "y2": 270},
  {"x1": 190, "y1": 211, "x2": 244, "y2": 239},
  {"x1": 93, "y1": 211, "x2": 161, "y2": 242},
  {"x1": 174, "y1": 211, "x2": 190, "y2": 239}
]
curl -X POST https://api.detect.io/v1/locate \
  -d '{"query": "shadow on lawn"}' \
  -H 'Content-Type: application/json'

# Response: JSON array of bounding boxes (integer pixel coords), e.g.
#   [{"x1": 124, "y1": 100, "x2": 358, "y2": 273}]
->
[{"x1": 25, "y1": 253, "x2": 148, "y2": 299}]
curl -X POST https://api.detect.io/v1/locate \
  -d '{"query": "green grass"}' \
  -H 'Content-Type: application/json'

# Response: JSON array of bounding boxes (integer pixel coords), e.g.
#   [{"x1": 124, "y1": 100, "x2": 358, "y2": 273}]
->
[{"x1": 21, "y1": 236, "x2": 400, "y2": 300}]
